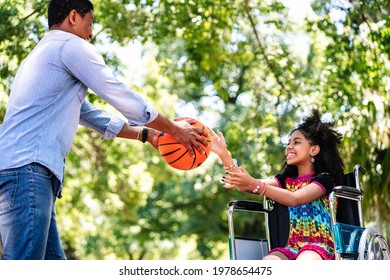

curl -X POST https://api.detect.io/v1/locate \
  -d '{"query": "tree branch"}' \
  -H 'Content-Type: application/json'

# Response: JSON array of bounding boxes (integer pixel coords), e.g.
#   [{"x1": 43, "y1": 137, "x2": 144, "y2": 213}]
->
[{"x1": 243, "y1": 0, "x2": 286, "y2": 92}]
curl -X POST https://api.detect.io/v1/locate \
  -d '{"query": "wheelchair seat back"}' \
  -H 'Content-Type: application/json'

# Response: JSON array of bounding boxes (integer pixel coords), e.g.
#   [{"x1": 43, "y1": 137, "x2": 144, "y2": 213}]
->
[
  {"x1": 336, "y1": 172, "x2": 361, "y2": 227},
  {"x1": 267, "y1": 200, "x2": 289, "y2": 249}
]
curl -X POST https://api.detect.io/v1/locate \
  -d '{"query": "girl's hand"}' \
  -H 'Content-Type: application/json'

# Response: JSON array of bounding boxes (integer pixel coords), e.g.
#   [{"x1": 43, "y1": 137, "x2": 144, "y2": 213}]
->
[
  {"x1": 211, "y1": 130, "x2": 227, "y2": 156},
  {"x1": 222, "y1": 166, "x2": 257, "y2": 192}
]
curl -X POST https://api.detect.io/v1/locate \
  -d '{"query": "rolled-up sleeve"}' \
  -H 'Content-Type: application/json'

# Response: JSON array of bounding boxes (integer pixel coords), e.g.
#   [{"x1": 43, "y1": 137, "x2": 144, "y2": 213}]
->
[
  {"x1": 62, "y1": 37, "x2": 158, "y2": 127},
  {"x1": 79, "y1": 100, "x2": 126, "y2": 139},
  {"x1": 102, "y1": 116, "x2": 126, "y2": 139}
]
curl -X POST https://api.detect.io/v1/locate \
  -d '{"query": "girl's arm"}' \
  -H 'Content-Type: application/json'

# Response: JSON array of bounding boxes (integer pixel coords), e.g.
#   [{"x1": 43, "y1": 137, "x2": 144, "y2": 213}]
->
[
  {"x1": 223, "y1": 167, "x2": 325, "y2": 207},
  {"x1": 211, "y1": 130, "x2": 236, "y2": 169},
  {"x1": 211, "y1": 130, "x2": 279, "y2": 187}
]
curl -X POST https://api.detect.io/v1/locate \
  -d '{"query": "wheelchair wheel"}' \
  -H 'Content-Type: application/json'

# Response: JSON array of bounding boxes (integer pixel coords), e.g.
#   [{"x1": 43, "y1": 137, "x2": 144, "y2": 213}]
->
[{"x1": 357, "y1": 226, "x2": 390, "y2": 260}]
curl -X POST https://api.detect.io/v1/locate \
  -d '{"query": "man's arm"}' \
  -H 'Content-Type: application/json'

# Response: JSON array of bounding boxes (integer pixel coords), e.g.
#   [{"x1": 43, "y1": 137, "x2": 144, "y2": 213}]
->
[
  {"x1": 67, "y1": 40, "x2": 207, "y2": 155},
  {"x1": 80, "y1": 99, "x2": 160, "y2": 148},
  {"x1": 79, "y1": 99, "x2": 125, "y2": 140}
]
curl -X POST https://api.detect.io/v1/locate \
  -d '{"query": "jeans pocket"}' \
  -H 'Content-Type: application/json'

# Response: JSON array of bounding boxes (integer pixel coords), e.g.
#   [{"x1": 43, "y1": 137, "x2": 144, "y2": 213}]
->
[
  {"x1": 30, "y1": 163, "x2": 52, "y2": 179},
  {"x1": 0, "y1": 171, "x2": 18, "y2": 214}
]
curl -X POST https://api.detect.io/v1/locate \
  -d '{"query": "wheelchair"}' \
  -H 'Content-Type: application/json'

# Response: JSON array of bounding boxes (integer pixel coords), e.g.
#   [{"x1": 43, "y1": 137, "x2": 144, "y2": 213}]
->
[{"x1": 227, "y1": 165, "x2": 390, "y2": 260}]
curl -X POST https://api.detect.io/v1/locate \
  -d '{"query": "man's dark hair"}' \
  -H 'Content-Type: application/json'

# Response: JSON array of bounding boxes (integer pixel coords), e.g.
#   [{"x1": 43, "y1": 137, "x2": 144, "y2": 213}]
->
[{"x1": 48, "y1": 0, "x2": 94, "y2": 28}]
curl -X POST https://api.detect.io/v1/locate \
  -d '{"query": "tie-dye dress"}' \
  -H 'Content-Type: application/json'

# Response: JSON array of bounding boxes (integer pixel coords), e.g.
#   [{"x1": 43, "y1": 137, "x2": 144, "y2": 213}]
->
[{"x1": 269, "y1": 173, "x2": 335, "y2": 260}]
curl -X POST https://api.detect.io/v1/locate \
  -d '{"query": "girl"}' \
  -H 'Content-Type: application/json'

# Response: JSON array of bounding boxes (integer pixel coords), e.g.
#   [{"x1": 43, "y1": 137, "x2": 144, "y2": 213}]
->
[{"x1": 211, "y1": 110, "x2": 344, "y2": 260}]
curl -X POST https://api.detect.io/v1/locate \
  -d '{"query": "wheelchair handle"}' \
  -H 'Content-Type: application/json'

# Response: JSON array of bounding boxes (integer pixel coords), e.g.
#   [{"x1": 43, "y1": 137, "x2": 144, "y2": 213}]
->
[
  {"x1": 331, "y1": 186, "x2": 363, "y2": 201},
  {"x1": 228, "y1": 200, "x2": 271, "y2": 213},
  {"x1": 355, "y1": 164, "x2": 366, "y2": 175}
]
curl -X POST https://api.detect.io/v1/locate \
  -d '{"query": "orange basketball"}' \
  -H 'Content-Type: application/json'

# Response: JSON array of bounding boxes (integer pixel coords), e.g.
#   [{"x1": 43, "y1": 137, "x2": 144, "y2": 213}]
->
[{"x1": 157, "y1": 117, "x2": 212, "y2": 170}]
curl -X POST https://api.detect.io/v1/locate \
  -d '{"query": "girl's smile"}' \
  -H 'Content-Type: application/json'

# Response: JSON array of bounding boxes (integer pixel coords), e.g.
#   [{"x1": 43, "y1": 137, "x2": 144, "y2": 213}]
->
[
  {"x1": 286, "y1": 152, "x2": 296, "y2": 159},
  {"x1": 285, "y1": 130, "x2": 320, "y2": 174}
]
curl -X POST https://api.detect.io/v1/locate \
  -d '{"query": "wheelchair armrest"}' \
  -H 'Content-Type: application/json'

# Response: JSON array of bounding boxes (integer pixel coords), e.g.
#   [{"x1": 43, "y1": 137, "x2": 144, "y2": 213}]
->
[
  {"x1": 331, "y1": 186, "x2": 363, "y2": 201},
  {"x1": 228, "y1": 200, "x2": 270, "y2": 213}
]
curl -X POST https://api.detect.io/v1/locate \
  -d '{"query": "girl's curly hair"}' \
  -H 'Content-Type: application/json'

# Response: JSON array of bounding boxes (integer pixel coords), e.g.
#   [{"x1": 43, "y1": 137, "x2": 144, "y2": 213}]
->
[{"x1": 281, "y1": 109, "x2": 344, "y2": 185}]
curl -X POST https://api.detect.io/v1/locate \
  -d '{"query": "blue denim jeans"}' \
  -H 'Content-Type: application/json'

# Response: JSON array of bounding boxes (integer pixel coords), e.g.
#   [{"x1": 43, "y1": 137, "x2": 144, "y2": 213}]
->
[{"x1": 0, "y1": 163, "x2": 66, "y2": 259}]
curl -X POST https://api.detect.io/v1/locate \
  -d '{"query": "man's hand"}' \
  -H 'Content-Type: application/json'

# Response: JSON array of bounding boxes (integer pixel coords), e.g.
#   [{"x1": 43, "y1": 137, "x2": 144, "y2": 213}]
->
[
  {"x1": 146, "y1": 114, "x2": 209, "y2": 158},
  {"x1": 170, "y1": 118, "x2": 209, "y2": 157}
]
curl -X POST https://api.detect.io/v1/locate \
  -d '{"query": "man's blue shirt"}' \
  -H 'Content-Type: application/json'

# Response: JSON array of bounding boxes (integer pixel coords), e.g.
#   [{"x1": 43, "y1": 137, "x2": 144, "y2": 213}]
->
[{"x1": 0, "y1": 30, "x2": 158, "y2": 188}]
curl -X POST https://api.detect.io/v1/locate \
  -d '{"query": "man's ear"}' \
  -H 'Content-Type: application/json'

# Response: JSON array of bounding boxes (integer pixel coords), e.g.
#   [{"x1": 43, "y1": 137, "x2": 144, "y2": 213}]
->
[{"x1": 68, "y1": 10, "x2": 78, "y2": 26}]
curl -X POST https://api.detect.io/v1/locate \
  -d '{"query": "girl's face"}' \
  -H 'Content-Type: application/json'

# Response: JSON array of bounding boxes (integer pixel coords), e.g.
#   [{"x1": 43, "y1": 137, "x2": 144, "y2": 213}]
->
[{"x1": 285, "y1": 130, "x2": 319, "y2": 167}]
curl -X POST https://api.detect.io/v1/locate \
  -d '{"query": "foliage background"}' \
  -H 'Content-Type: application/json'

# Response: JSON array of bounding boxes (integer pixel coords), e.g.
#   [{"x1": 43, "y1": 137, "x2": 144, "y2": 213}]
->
[{"x1": 0, "y1": 0, "x2": 389, "y2": 259}]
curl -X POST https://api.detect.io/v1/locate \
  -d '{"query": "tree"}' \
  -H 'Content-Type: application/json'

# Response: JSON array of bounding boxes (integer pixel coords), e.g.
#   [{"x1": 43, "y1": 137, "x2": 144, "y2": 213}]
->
[{"x1": 307, "y1": 0, "x2": 390, "y2": 236}]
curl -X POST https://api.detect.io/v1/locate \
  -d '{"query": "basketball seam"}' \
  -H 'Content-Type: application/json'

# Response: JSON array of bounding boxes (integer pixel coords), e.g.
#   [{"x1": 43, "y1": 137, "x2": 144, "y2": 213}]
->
[
  {"x1": 168, "y1": 150, "x2": 192, "y2": 166},
  {"x1": 158, "y1": 142, "x2": 180, "y2": 146},
  {"x1": 160, "y1": 147, "x2": 181, "y2": 157}
]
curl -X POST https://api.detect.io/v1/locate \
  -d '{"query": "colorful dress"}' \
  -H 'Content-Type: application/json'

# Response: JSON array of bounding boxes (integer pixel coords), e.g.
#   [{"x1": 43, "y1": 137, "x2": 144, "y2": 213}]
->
[{"x1": 269, "y1": 173, "x2": 335, "y2": 260}]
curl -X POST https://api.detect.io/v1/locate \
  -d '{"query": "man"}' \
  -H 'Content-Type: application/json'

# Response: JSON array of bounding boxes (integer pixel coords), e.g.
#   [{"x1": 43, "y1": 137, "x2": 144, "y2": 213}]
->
[{"x1": 0, "y1": 0, "x2": 207, "y2": 260}]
